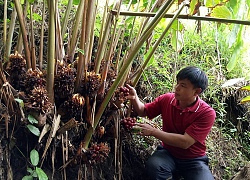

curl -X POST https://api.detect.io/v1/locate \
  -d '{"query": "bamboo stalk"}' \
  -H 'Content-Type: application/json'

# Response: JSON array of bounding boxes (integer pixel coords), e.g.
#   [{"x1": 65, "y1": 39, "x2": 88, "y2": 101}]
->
[
  {"x1": 132, "y1": 3, "x2": 186, "y2": 86},
  {"x1": 100, "y1": 0, "x2": 122, "y2": 92},
  {"x1": 118, "y1": 1, "x2": 141, "y2": 87},
  {"x1": 61, "y1": 0, "x2": 73, "y2": 38},
  {"x1": 6, "y1": 7, "x2": 17, "y2": 60},
  {"x1": 3, "y1": 0, "x2": 7, "y2": 61},
  {"x1": 39, "y1": 0, "x2": 46, "y2": 69},
  {"x1": 112, "y1": 11, "x2": 250, "y2": 26},
  {"x1": 30, "y1": 5, "x2": 36, "y2": 70},
  {"x1": 16, "y1": 1, "x2": 29, "y2": 53},
  {"x1": 46, "y1": 0, "x2": 56, "y2": 103},
  {"x1": 13, "y1": 0, "x2": 31, "y2": 69},
  {"x1": 68, "y1": 0, "x2": 85, "y2": 60},
  {"x1": 75, "y1": 0, "x2": 87, "y2": 91},
  {"x1": 55, "y1": 2, "x2": 65, "y2": 61},
  {"x1": 142, "y1": 0, "x2": 174, "y2": 36},
  {"x1": 85, "y1": 0, "x2": 97, "y2": 69},
  {"x1": 94, "y1": 12, "x2": 113, "y2": 74}
]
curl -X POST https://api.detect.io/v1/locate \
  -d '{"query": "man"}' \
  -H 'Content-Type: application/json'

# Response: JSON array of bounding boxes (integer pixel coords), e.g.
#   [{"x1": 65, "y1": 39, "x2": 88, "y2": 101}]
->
[{"x1": 126, "y1": 66, "x2": 216, "y2": 180}]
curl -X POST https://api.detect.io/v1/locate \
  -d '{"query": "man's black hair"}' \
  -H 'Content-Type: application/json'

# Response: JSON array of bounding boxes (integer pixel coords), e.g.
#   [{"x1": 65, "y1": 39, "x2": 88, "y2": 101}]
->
[{"x1": 176, "y1": 66, "x2": 208, "y2": 93}]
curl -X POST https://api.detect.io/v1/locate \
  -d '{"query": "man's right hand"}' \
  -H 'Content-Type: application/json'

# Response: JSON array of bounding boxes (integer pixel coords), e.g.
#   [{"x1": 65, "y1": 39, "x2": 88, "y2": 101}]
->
[{"x1": 125, "y1": 84, "x2": 137, "y2": 100}]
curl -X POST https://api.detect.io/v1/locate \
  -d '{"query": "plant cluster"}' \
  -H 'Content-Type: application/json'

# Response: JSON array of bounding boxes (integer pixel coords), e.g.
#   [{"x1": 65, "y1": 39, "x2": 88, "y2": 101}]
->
[{"x1": 1, "y1": 0, "x2": 250, "y2": 179}]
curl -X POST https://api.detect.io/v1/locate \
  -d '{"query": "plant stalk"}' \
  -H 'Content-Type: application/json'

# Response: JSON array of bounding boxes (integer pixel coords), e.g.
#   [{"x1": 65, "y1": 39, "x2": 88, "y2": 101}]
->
[
  {"x1": 46, "y1": 0, "x2": 56, "y2": 103},
  {"x1": 13, "y1": 0, "x2": 31, "y2": 68},
  {"x1": 132, "y1": 3, "x2": 186, "y2": 86},
  {"x1": 6, "y1": 7, "x2": 17, "y2": 60},
  {"x1": 39, "y1": 0, "x2": 46, "y2": 69},
  {"x1": 112, "y1": 11, "x2": 250, "y2": 26},
  {"x1": 30, "y1": 5, "x2": 36, "y2": 70}
]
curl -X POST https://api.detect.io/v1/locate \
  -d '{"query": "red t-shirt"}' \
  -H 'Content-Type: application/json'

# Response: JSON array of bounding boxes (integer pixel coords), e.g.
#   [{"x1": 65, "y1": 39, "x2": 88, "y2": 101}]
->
[{"x1": 144, "y1": 93, "x2": 216, "y2": 159}]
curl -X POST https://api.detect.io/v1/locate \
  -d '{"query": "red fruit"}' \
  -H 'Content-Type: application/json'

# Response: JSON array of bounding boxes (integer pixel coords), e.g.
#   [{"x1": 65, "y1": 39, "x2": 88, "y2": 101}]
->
[
  {"x1": 124, "y1": 92, "x2": 129, "y2": 96},
  {"x1": 120, "y1": 87, "x2": 125, "y2": 92}
]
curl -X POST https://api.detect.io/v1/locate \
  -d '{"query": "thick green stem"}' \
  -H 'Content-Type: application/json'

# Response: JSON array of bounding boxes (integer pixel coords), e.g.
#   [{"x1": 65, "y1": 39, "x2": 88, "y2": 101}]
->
[
  {"x1": 61, "y1": 0, "x2": 73, "y2": 38},
  {"x1": 47, "y1": 0, "x2": 56, "y2": 103}
]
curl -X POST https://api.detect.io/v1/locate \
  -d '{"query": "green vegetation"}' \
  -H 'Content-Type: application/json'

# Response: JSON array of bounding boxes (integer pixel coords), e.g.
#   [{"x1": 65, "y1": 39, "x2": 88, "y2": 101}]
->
[{"x1": 22, "y1": 149, "x2": 48, "y2": 180}]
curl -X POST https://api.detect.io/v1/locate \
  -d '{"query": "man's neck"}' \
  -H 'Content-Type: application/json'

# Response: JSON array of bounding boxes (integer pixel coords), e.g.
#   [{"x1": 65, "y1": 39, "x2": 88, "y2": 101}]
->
[{"x1": 178, "y1": 97, "x2": 197, "y2": 109}]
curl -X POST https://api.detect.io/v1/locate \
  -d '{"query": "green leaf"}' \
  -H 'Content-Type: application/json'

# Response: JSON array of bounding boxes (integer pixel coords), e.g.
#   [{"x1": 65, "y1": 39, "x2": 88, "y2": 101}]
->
[
  {"x1": 189, "y1": 0, "x2": 198, "y2": 15},
  {"x1": 20, "y1": 0, "x2": 25, "y2": 5},
  {"x1": 205, "y1": 0, "x2": 221, "y2": 7},
  {"x1": 226, "y1": 41, "x2": 242, "y2": 72},
  {"x1": 28, "y1": 114, "x2": 38, "y2": 124},
  {"x1": 240, "y1": 96, "x2": 250, "y2": 104},
  {"x1": 15, "y1": 98, "x2": 24, "y2": 108},
  {"x1": 22, "y1": 175, "x2": 33, "y2": 180},
  {"x1": 123, "y1": 0, "x2": 138, "y2": 4},
  {"x1": 171, "y1": 20, "x2": 184, "y2": 31},
  {"x1": 171, "y1": 29, "x2": 183, "y2": 52},
  {"x1": 28, "y1": 0, "x2": 35, "y2": 3},
  {"x1": 27, "y1": 124, "x2": 40, "y2": 136},
  {"x1": 247, "y1": 0, "x2": 250, "y2": 9},
  {"x1": 210, "y1": 6, "x2": 232, "y2": 19},
  {"x1": 27, "y1": 167, "x2": 33, "y2": 174},
  {"x1": 32, "y1": 13, "x2": 42, "y2": 21},
  {"x1": 36, "y1": 167, "x2": 48, "y2": 180},
  {"x1": 30, "y1": 149, "x2": 39, "y2": 166},
  {"x1": 241, "y1": 85, "x2": 250, "y2": 91},
  {"x1": 227, "y1": 25, "x2": 240, "y2": 48},
  {"x1": 77, "y1": 48, "x2": 84, "y2": 55},
  {"x1": 32, "y1": 171, "x2": 38, "y2": 178},
  {"x1": 144, "y1": 47, "x2": 155, "y2": 66},
  {"x1": 73, "y1": 0, "x2": 80, "y2": 5}
]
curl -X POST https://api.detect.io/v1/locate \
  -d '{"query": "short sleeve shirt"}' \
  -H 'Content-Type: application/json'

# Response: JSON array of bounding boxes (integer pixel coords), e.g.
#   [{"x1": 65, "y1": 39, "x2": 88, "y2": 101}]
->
[{"x1": 144, "y1": 93, "x2": 216, "y2": 159}]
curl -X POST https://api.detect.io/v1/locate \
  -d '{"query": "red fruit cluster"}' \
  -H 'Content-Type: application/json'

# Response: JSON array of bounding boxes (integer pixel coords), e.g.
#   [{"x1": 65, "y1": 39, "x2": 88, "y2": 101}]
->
[
  {"x1": 119, "y1": 86, "x2": 129, "y2": 96},
  {"x1": 86, "y1": 142, "x2": 110, "y2": 165},
  {"x1": 121, "y1": 117, "x2": 136, "y2": 130}
]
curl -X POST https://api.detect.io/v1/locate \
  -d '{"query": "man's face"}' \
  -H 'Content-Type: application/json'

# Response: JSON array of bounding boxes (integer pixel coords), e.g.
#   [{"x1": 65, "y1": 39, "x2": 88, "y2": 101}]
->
[{"x1": 174, "y1": 79, "x2": 200, "y2": 101}]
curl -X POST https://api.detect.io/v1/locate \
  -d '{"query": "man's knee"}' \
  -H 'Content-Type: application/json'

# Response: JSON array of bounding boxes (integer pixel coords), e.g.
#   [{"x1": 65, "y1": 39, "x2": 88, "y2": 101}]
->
[{"x1": 145, "y1": 157, "x2": 172, "y2": 180}]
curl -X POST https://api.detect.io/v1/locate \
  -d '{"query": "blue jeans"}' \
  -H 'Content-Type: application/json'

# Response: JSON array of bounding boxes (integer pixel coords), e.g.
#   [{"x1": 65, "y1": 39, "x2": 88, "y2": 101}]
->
[{"x1": 146, "y1": 145, "x2": 214, "y2": 180}]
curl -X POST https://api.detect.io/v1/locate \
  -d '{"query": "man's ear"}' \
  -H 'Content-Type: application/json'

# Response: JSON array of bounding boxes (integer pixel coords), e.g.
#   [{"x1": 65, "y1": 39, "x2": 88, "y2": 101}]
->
[{"x1": 195, "y1": 88, "x2": 202, "y2": 95}]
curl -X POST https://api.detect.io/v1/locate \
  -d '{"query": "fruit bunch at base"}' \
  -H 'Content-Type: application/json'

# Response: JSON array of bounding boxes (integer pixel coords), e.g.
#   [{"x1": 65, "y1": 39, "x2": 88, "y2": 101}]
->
[
  {"x1": 54, "y1": 60, "x2": 76, "y2": 100},
  {"x1": 81, "y1": 71, "x2": 101, "y2": 98},
  {"x1": 121, "y1": 117, "x2": 136, "y2": 131},
  {"x1": 25, "y1": 86, "x2": 53, "y2": 126},
  {"x1": 4, "y1": 51, "x2": 26, "y2": 90},
  {"x1": 85, "y1": 142, "x2": 110, "y2": 165},
  {"x1": 59, "y1": 93, "x2": 85, "y2": 122},
  {"x1": 22, "y1": 68, "x2": 46, "y2": 93}
]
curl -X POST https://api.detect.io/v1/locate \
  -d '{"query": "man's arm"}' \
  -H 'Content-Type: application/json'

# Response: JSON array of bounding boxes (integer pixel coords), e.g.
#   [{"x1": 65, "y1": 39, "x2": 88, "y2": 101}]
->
[
  {"x1": 137, "y1": 123, "x2": 196, "y2": 149},
  {"x1": 152, "y1": 129, "x2": 196, "y2": 149},
  {"x1": 125, "y1": 84, "x2": 146, "y2": 117}
]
